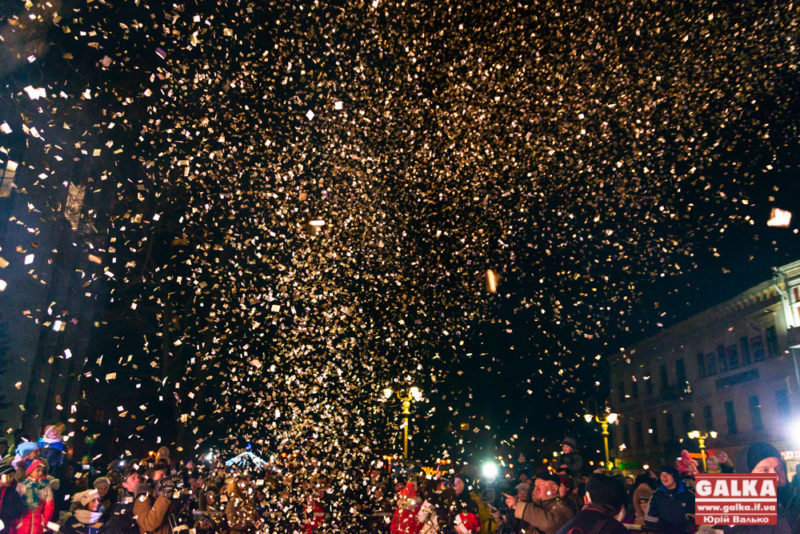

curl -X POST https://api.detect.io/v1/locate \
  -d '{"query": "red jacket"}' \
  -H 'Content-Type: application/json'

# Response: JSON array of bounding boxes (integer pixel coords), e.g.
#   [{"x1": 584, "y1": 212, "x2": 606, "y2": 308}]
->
[
  {"x1": 390, "y1": 508, "x2": 422, "y2": 534},
  {"x1": 15, "y1": 498, "x2": 53, "y2": 534},
  {"x1": 303, "y1": 499, "x2": 325, "y2": 534}
]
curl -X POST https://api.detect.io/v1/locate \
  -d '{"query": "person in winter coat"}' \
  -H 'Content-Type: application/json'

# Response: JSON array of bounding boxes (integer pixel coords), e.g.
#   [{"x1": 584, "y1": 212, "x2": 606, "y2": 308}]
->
[
  {"x1": 390, "y1": 482, "x2": 422, "y2": 534},
  {"x1": 556, "y1": 474, "x2": 628, "y2": 534},
  {"x1": 0, "y1": 465, "x2": 26, "y2": 534},
  {"x1": 452, "y1": 475, "x2": 496, "y2": 534},
  {"x1": 10, "y1": 445, "x2": 39, "y2": 478},
  {"x1": 102, "y1": 468, "x2": 140, "y2": 534},
  {"x1": 631, "y1": 483, "x2": 654, "y2": 526},
  {"x1": 557, "y1": 438, "x2": 583, "y2": 479},
  {"x1": 644, "y1": 465, "x2": 694, "y2": 534},
  {"x1": 505, "y1": 474, "x2": 575, "y2": 534},
  {"x1": 132, "y1": 463, "x2": 173, "y2": 534},
  {"x1": 36, "y1": 426, "x2": 66, "y2": 481},
  {"x1": 92, "y1": 477, "x2": 116, "y2": 520},
  {"x1": 61, "y1": 490, "x2": 104, "y2": 534},
  {"x1": 15, "y1": 460, "x2": 54, "y2": 534},
  {"x1": 224, "y1": 478, "x2": 257, "y2": 534},
  {"x1": 416, "y1": 499, "x2": 438, "y2": 534},
  {"x1": 454, "y1": 512, "x2": 480, "y2": 534},
  {"x1": 721, "y1": 442, "x2": 800, "y2": 534}
]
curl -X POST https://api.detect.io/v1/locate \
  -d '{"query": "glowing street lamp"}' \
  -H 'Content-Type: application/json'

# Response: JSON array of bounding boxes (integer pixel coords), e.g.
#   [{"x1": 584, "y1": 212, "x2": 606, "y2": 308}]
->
[
  {"x1": 383, "y1": 386, "x2": 423, "y2": 459},
  {"x1": 585, "y1": 411, "x2": 619, "y2": 467},
  {"x1": 688, "y1": 430, "x2": 717, "y2": 471}
]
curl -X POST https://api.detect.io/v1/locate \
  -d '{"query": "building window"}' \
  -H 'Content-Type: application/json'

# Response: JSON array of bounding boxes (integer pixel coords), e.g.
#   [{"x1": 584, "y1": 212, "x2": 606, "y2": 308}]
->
[
  {"x1": 707, "y1": 353, "x2": 717, "y2": 376},
  {"x1": 676, "y1": 358, "x2": 687, "y2": 385},
  {"x1": 727, "y1": 345, "x2": 739, "y2": 370},
  {"x1": 665, "y1": 413, "x2": 675, "y2": 440},
  {"x1": 703, "y1": 405, "x2": 713, "y2": 430},
  {"x1": 740, "y1": 337, "x2": 751, "y2": 365},
  {"x1": 697, "y1": 353, "x2": 706, "y2": 378},
  {"x1": 635, "y1": 421, "x2": 644, "y2": 448},
  {"x1": 725, "y1": 401, "x2": 738, "y2": 434},
  {"x1": 619, "y1": 382, "x2": 626, "y2": 404},
  {"x1": 776, "y1": 389, "x2": 791, "y2": 418},
  {"x1": 682, "y1": 409, "x2": 693, "y2": 433},
  {"x1": 749, "y1": 395, "x2": 763, "y2": 431},
  {"x1": 632, "y1": 381, "x2": 639, "y2": 400},
  {"x1": 623, "y1": 423, "x2": 631, "y2": 448},
  {"x1": 718, "y1": 345, "x2": 728, "y2": 372},
  {"x1": 660, "y1": 364, "x2": 669, "y2": 391},
  {"x1": 752, "y1": 335, "x2": 765, "y2": 362},
  {"x1": 649, "y1": 417, "x2": 658, "y2": 444},
  {"x1": 645, "y1": 372, "x2": 653, "y2": 395},
  {"x1": 766, "y1": 326, "x2": 779, "y2": 358}
]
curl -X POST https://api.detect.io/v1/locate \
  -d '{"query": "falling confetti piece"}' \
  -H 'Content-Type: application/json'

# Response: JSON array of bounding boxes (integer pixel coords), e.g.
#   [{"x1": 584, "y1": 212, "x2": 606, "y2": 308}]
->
[{"x1": 767, "y1": 208, "x2": 792, "y2": 228}]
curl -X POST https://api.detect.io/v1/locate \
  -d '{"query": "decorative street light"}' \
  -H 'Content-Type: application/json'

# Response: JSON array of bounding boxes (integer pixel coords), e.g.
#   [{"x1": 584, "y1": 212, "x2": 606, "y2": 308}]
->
[
  {"x1": 688, "y1": 430, "x2": 717, "y2": 471},
  {"x1": 584, "y1": 410, "x2": 619, "y2": 467},
  {"x1": 383, "y1": 386, "x2": 423, "y2": 459}
]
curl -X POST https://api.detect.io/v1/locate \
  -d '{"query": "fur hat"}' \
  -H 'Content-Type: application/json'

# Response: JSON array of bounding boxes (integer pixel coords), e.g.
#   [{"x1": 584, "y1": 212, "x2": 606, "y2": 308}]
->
[
  {"x1": 73, "y1": 489, "x2": 100, "y2": 507},
  {"x1": 632, "y1": 484, "x2": 654, "y2": 517}
]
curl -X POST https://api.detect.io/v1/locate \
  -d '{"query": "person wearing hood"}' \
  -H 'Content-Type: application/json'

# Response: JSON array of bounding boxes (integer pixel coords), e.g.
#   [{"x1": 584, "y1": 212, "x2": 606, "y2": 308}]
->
[
  {"x1": 557, "y1": 438, "x2": 583, "y2": 479},
  {"x1": 721, "y1": 442, "x2": 800, "y2": 534},
  {"x1": 643, "y1": 465, "x2": 694, "y2": 534},
  {"x1": 61, "y1": 490, "x2": 104, "y2": 534},
  {"x1": 36, "y1": 426, "x2": 66, "y2": 480},
  {"x1": 0, "y1": 465, "x2": 26, "y2": 534},
  {"x1": 630, "y1": 483, "x2": 654, "y2": 526},
  {"x1": 15, "y1": 460, "x2": 54, "y2": 534}
]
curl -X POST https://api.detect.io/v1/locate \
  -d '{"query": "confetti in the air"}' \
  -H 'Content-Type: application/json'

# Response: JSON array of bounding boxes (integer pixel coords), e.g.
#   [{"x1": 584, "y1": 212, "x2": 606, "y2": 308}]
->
[{"x1": 0, "y1": 0, "x2": 799, "y2": 531}]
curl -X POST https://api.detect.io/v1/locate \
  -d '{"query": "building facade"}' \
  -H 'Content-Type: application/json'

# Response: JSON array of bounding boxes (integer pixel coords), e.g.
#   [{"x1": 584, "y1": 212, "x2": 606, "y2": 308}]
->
[{"x1": 609, "y1": 260, "x2": 800, "y2": 474}]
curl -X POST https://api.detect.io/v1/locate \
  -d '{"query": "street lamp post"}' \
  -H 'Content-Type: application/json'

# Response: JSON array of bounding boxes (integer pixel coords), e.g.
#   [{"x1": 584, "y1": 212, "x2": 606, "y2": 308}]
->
[
  {"x1": 383, "y1": 386, "x2": 423, "y2": 459},
  {"x1": 688, "y1": 430, "x2": 717, "y2": 471},
  {"x1": 584, "y1": 411, "x2": 619, "y2": 467}
]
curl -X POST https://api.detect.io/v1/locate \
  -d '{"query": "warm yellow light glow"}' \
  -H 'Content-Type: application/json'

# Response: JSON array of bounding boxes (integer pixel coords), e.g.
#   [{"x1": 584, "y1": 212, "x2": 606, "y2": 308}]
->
[
  {"x1": 584, "y1": 414, "x2": 593, "y2": 423},
  {"x1": 486, "y1": 269, "x2": 499, "y2": 293},
  {"x1": 383, "y1": 388, "x2": 393, "y2": 399},
  {"x1": 309, "y1": 219, "x2": 326, "y2": 227},
  {"x1": 410, "y1": 386, "x2": 422, "y2": 401},
  {"x1": 607, "y1": 413, "x2": 618, "y2": 424}
]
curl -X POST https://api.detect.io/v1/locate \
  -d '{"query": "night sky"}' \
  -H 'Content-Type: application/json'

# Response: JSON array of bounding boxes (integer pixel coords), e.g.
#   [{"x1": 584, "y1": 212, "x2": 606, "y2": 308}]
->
[{"x1": 1, "y1": 0, "x2": 800, "y2": 511}]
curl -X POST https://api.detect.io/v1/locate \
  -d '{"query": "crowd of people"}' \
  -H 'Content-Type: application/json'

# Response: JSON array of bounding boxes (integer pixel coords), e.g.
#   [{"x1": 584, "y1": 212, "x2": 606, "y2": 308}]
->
[{"x1": 0, "y1": 425, "x2": 797, "y2": 534}]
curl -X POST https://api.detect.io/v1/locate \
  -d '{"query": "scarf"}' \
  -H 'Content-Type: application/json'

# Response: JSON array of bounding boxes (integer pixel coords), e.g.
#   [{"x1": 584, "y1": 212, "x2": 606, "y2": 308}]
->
[
  {"x1": 74, "y1": 509, "x2": 104, "y2": 525},
  {"x1": 20, "y1": 478, "x2": 50, "y2": 511}
]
